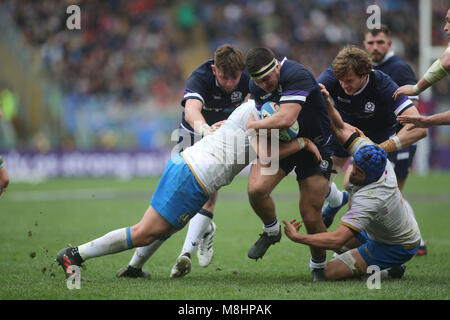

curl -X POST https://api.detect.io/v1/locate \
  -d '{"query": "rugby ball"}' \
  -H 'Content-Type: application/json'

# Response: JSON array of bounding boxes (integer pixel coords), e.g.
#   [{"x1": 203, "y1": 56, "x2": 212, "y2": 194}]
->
[{"x1": 260, "y1": 101, "x2": 299, "y2": 141}]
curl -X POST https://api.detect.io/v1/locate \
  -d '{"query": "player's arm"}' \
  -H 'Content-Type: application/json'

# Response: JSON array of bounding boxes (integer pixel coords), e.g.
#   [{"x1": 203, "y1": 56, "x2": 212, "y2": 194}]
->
[
  {"x1": 393, "y1": 49, "x2": 450, "y2": 98},
  {"x1": 398, "y1": 110, "x2": 450, "y2": 128},
  {"x1": 246, "y1": 102, "x2": 302, "y2": 130},
  {"x1": 184, "y1": 99, "x2": 212, "y2": 136},
  {"x1": 379, "y1": 106, "x2": 428, "y2": 153},
  {"x1": 249, "y1": 129, "x2": 322, "y2": 163},
  {"x1": 319, "y1": 83, "x2": 359, "y2": 145},
  {"x1": 283, "y1": 219, "x2": 354, "y2": 251}
]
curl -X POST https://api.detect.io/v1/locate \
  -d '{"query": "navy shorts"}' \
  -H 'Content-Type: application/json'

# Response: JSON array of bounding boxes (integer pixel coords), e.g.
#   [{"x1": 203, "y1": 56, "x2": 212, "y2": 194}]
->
[
  {"x1": 356, "y1": 230, "x2": 419, "y2": 269},
  {"x1": 279, "y1": 145, "x2": 333, "y2": 181},
  {"x1": 387, "y1": 145, "x2": 417, "y2": 179}
]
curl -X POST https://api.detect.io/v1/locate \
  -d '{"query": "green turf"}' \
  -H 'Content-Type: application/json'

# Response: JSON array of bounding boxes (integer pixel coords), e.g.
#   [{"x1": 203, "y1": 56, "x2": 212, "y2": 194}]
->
[{"x1": 0, "y1": 173, "x2": 449, "y2": 300}]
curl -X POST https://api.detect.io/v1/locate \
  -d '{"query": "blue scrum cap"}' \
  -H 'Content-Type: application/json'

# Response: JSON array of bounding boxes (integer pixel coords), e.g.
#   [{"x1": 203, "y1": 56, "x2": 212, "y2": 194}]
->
[{"x1": 353, "y1": 144, "x2": 387, "y2": 184}]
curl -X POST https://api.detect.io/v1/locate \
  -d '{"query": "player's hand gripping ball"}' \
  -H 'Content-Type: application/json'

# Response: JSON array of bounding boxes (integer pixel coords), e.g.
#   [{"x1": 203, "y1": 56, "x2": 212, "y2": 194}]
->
[{"x1": 260, "y1": 101, "x2": 299, "y2": 141}]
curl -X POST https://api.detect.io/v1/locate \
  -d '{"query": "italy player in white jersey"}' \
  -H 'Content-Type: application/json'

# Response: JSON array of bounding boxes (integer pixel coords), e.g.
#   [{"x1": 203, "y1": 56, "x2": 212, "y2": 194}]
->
[
  {"x1": 55, "y1": 100, "x2": 322, "y2": 280},
  {"x1": 283, "y1": 86, "x2": 421, "y2": 280}
]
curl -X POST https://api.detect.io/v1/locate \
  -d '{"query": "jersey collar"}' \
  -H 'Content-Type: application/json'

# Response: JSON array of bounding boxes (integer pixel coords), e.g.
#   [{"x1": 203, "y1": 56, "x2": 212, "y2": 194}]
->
[
  {"x1": 373, "y1": 51, "x2": 395, "y2": 67},
  {"x1": 353, "y1": 74, "x2": 370, "y2": 96}
]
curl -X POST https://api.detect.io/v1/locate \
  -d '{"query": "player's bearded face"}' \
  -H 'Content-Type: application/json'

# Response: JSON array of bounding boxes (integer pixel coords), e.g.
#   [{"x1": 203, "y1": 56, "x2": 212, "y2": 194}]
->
[
  {"x1": 213, "y1": 67, "x2": 242, "y2": 94},
  {"x1": 349, "y1": 164, "x2": 366, "y2": 186},
  {"x1": 338, "y1": 71, "x2": 368, "y2": 96},
  {"x1": 364, "y1": 33, "x2": 391, "y2": 63}
]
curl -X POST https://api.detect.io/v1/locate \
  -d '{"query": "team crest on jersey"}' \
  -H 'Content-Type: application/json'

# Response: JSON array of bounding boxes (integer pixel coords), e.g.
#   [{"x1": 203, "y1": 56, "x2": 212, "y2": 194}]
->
[
  {"x1": 319, "y1": 160, "x2": 330, "y2": 171},
  {"x1": 364, "y1": 102, "x2": 376, "y2": 113},
  {"x1": 231, "y1": 91, "x2": 243, "y2": 103},
  {"x1": 178, "y1": 213, "x2": 191, "y2": 226}
]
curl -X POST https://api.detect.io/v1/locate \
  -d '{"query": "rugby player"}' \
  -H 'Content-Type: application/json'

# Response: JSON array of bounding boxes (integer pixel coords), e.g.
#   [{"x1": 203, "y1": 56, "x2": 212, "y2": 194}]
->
[
  {"x1": 118, "y1": 44, "x2": 251, "y2": 279},
  {"x1": 283, "y1": 85, "x2": 422, "y2": 280},
  {"x1": 244, "y1": 47, "x2": 335, "y2": 281},
  {"x1": 317, "y1": 46, "x2": 427, "y2": 230}
]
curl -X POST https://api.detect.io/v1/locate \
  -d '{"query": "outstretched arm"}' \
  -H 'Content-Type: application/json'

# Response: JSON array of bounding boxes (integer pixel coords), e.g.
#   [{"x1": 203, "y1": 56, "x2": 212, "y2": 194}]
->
[
  {"x1": 393, "y1": 49, "x2": 450, "y2": 98},
  {"x1": 398, "y1": 110, "x2": 450, "y2": 128}
]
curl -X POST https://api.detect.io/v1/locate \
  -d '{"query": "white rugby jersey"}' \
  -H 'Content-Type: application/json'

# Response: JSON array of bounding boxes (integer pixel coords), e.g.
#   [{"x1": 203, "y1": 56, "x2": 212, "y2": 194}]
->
[
  {"x1": 340, "y1": 137, "x2": 421, "y2": 246},
  {"x1": 181, "y1": 100, "x2": 259, "y2": 195}
]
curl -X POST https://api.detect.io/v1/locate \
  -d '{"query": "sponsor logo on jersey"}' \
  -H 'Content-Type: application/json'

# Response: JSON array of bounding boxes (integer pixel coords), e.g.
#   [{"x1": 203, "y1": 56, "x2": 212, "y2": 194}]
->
[
  {"x1": 337, "y1": 96, "x2": 351, "y2": 103},
  {"x1": 364, "y1": 102, "x2": 376, "y2": 113}
]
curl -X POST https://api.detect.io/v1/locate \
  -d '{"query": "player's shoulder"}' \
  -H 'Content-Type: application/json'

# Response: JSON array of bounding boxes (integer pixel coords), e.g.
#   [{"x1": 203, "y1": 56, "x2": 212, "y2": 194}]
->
[
  {"x1": 189, "y1": 59, "x2": 214, "y2": 81},
  {"x1": 281, "y1": 58, "x2": 314, "y2": 79},
  {"x1": 371, "y1": 69, "x2": 397, "y2": 91}
]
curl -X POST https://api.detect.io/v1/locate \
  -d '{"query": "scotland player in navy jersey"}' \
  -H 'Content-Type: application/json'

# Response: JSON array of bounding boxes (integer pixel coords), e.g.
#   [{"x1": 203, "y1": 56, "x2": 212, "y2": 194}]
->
[
  {"x1": 317, "y1": 46, "x2": 427, "y2": 231},
  {"x1": 245, "y1": 47, "x2": 334, "y2": 281},
  {"x1": 116, "y1": 44, "x2": 251, "y2": 279},
  {"x1": 364, "y1": 25, "x2": 419, "y2": 190},
  {"x1": 364, "y1": 25, "x2": 427, "y2": 255}
]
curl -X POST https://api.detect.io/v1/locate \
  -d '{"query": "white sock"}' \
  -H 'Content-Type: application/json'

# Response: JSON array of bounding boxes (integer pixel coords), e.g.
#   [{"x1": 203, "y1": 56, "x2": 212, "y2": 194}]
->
[
  {"x1": 310, "y1": 257, "x2": 327, "y2": 270},
  {"x1": 380, "y1": 270, "x2": 389, "y2": 279},
  {"x1": 129, "y1": 238, "x2": 166, "y2": 269},
  {"x1": 181, "y1": 213, "x2": 212, "y2": 256},
  {"x1": 326, "y1": 182, "x2": 344, "y2": 208},
  {"x1": 78, "y1": 227, "x2": 132, "y2": 261},
  {"x1": 263, "y1": 217, "x2": 280, "y2": 235}
]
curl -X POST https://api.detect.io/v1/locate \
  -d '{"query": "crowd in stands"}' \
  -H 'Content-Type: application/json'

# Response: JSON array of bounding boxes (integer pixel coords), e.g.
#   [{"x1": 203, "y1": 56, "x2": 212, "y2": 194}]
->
[{"x1": 6, "y1": 0, "x2": 436, "y2": 106}]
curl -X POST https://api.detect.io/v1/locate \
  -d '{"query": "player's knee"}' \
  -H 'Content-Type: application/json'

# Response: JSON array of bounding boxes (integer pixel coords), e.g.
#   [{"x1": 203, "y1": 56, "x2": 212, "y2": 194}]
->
[
  {"x1": 301, "y1": 214, "x2": 326, "y2": 232},
  {"x1": 248, "y1": 183, "x2": 270, "y2": 201}
]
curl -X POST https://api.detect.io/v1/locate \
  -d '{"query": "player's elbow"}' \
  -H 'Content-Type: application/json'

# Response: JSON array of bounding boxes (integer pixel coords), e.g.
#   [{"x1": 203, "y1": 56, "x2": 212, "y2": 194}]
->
[{"x1": 329, "y1": 233, "x2": 349, "y2": 251}]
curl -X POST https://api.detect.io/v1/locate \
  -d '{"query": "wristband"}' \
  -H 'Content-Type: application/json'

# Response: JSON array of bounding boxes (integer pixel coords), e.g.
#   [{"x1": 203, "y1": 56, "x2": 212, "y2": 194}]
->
[
  {"x1": 297, "y1": 137, "x2": 307, "y2": 150},
  {"x1": 392, "y1": 136, "x2": 402, "y2": 150},
  {"x1": 199, "y1": 123, "x2": 211, "y2": 136}
]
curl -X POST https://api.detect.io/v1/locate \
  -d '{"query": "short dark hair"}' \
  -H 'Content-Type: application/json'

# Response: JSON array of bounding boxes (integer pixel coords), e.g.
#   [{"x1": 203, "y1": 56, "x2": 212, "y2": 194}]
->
[
  {"x1": 245, "y1": 47, "x2": 276, "y2": 75},
  {"x1": 365, "y1": 24, "x2": 391, "y2": 38},
  {"x1": 213, "y1": 44, "x2": 245, "y2": 78}
]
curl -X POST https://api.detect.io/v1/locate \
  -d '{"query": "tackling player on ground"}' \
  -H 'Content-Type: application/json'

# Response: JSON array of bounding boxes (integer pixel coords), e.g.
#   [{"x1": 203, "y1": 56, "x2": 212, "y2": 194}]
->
[
  {"x1": 283, "y1": 85, "x2": 422, "y2": 281},
  {"x1": 363, "y1": 24, "x2": 427, "y2": 255}
]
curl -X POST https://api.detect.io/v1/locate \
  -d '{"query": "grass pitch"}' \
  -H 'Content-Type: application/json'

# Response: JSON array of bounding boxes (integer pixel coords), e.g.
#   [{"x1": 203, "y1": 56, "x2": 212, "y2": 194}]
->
[{"x1": 0, "y1": 172, "x2": 449, "y2": 300}]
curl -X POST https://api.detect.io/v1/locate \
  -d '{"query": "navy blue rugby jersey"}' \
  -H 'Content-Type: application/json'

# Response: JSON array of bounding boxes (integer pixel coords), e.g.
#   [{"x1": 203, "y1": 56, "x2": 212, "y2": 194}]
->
[
  {"x1": 373, "y1": 52, "x2": 418, "y2": 100},
  {"x1": 180, "y1": 59, "x2": 250, "y2": 132},
  {"x1": 317, "y1": 66, "x2": 414, "y2": 144},
  {"x1": 249, "y1": 58, "x2": 333, "y2": 148}
]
